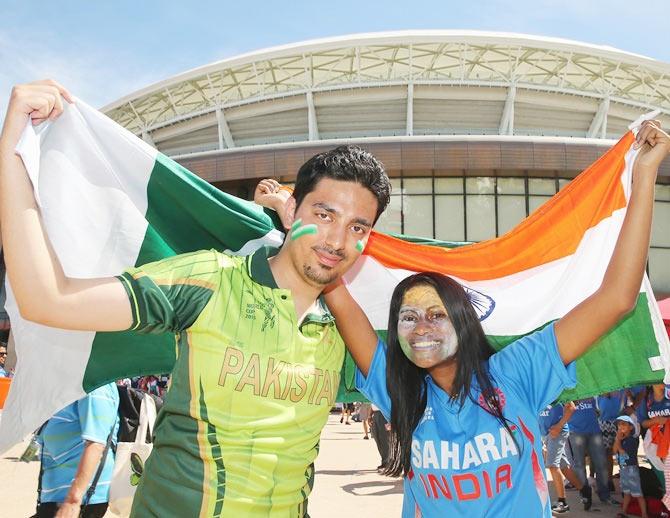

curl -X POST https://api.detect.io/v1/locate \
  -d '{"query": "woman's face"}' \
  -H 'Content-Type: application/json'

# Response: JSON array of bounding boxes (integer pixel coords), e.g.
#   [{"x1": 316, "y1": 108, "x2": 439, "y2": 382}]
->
[{"x1": 397, "y1": 284, "x2": 459, "y2": 368}]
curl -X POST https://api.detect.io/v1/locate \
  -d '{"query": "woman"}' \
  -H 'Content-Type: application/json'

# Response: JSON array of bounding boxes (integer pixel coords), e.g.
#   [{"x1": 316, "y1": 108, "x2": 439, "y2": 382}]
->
[
  {"x1": 322, "y1": 120, "x2": 669, "y2": 517},
  {"x1": 641, "y1": 383, "x2": 670, "y2": 508}
]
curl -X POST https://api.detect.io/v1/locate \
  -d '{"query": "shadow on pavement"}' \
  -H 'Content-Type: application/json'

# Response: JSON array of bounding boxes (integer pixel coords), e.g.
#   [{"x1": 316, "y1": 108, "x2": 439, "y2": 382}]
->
[{"x1": 341, "y1": 479, "x2": 404, "y2": 496}]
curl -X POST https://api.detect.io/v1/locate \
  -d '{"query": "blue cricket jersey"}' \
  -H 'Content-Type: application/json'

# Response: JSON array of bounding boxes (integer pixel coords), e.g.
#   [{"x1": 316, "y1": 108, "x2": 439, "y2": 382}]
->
[
  {"x1": 356, "y1": 323, "x2": 576, "y2": 517},
  {"x1": 539, "y1": 404, "x2": 568, "y2": 436}
]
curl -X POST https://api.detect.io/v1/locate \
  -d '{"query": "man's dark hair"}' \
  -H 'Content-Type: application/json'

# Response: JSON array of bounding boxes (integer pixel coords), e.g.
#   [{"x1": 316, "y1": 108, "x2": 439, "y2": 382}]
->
[{"x1": 293, "y1": 145, "x2": 391, "y2": 223}]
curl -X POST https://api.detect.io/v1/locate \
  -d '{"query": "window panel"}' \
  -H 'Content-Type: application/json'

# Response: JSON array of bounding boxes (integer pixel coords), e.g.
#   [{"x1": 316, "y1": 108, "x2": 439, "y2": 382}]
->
[
  {"x1": 466, "y1": 177, "x2": 495, "y2": 194},
  {"x1": 498, "y1": 196, "x2": 527, "y2": 235},
  {"x1": 435, "y1": 178, "x2": 463, "y2": 194},
  {"x1": 656, "y1": 184, "x2": 670, "y2": 201},
  {"x1": 558, "y1": 178, "x2": 571, "y2": 191},
  {"x1": 403, "y1": 178, "x2": 433, "y2": 195},
  {"x1": 497, "y1": 178, "x2": 525, "y2": 194},
  {"x1": 435, "y1": 195, "x2": 465, "y2": 242},
  {"x1": 529, "y1": 178, "x2": 556, "y2": 195},
  {"x1": 466, "y1": 195, "x2": 496, "y2": 241},
  {"x1": 649, "y1": 248, "x2": 670, "y2": 293},
  {"x1": 652, "y1": 202, "x2": 670, "y2": 247},
  {"x1": 375, "y1": 194, "x2": 402, "y2": 234},
  {"x1": 403, "y1": 195, "x2": 433, "y2": 238}
]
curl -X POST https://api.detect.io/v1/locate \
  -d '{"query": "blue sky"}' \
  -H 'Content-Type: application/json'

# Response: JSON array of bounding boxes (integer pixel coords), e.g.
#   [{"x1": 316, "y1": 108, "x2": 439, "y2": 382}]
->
[{"x1": 1, "y1": 0, "x2": 668, "y2": 116}]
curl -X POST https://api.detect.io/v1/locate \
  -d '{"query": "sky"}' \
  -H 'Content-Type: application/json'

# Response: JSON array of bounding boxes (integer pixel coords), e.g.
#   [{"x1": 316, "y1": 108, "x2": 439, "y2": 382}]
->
[{"x1": 1, "y1": 0, "x2": 668, "y2": 119}]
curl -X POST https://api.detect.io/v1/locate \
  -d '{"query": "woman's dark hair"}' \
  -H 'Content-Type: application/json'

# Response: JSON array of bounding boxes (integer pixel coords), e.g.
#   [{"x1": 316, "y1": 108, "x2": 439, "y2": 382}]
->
[
  {"x1": 292, "y1": 145, "x2": 391, "y2": 223},
  {"x1": 384, "y1": 272, "x2": 518, "y2": 477}
]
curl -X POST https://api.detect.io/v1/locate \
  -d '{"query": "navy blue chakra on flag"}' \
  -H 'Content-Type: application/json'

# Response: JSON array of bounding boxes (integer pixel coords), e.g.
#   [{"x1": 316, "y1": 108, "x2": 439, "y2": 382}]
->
[{"x1": 463, "y1": 285, "x2": 496, "y2": 322}]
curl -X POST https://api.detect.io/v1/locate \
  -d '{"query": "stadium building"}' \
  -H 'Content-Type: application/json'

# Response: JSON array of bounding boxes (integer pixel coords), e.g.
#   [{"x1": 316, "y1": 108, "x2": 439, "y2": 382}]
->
[{"x1": 102, "y1": 31, "x2": 670, "y2": 295}]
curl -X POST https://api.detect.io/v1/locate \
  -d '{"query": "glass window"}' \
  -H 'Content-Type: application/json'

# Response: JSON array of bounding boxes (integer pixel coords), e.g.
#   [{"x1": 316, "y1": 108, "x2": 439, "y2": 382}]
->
[
  {"x1": 375, "y1": 194, "x2": 402, "y2": 234},
  {"x1": 656, "y1": 184, "x2": 670, "y2": 201},
  {"x1": 403, "y1": 195, "x2": 433, "y2": 237},
  {"x1": 435, "y1": 195, "x2": 465, "y2": 242},
  {"x1": 403, "y1": 178, "x2": 433, "y2": 195},
  {"x1": 651, "y1": 202, "x2": 670, "y2": 247},
  {"x1": 389, "y1": 178, "x2": 402, "y2": 195},
  {"x1": 649, "y1": 248, "x2": 670, "y2": 293},
  {"x1": 435, "y1": 178, "x2": 463, "y2": 194},
  {"x1": 466, "y1": 195, "x2": 496, "y2": 241},
  {"x1": 529, "y1": 178, "x2": 556, "y2": 195},
  {"x1": 497, "y1": 178, "x2": 525, "y2": 195},
  {"x1": 466, "y1": 177, "x2": 495, "y2": 195},
  {"x1": 498, "y1": 196, "x2": 527, "y2": 235},
  {"x1": 529, "y1": 195, "x2": 551, "y2": 215}
]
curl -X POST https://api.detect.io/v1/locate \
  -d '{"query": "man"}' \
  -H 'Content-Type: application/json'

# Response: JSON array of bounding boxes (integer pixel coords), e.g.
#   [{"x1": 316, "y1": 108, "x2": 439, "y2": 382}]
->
[
  {"x1": 0, "y1": 81, "x2": 391, "y2": 516},
  {"x1": 568, "y1": 397, "x2": 616, "y2": 506},
  {"x1": 0, "y1": 342, "x2": 8, "y2": 377},
  {"x1": 36, "y1": 383, "x2": 119, "y2": 518}
]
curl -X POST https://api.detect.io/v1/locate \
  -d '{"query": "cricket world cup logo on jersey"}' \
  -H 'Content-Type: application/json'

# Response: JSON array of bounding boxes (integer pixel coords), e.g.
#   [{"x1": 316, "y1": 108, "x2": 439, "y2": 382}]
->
[{"x1": 245, "y1": 292, "x2": 277, "y2": 331}]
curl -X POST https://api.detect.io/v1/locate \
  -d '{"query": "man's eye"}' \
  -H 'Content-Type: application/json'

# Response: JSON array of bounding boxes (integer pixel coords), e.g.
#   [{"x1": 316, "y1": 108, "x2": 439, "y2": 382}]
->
[
  {"x1": 316, "y1": 212, "x2": 331, "y2": 221},
  {"x1": 352, "y1": 225, "x2": 369, "y2": 235}
]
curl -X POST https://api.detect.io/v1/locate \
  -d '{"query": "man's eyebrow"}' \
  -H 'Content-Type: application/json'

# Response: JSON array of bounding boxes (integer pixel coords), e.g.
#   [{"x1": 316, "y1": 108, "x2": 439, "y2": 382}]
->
[{"x1": 312, "y1": 203, "x2": 372, "y2": 228}]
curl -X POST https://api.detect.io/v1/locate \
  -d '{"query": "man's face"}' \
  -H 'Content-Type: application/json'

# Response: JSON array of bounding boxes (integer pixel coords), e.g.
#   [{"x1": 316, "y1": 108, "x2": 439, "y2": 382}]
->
[
  {"x1": 397, "y1": 284, "x2": 459, "y2": 369},
  {"x1": 0, "y1": 347, "x2": 6, "y2": 367},
  {"x1": 286, "y1": 178, "x2": 378, "y2": 287}
]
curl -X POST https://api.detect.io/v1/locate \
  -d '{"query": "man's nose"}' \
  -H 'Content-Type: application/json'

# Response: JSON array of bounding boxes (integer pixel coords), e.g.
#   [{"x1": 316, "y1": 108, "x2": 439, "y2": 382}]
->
[{"x1": 324, "y1": 222, "x2": 347, "y2": 250}]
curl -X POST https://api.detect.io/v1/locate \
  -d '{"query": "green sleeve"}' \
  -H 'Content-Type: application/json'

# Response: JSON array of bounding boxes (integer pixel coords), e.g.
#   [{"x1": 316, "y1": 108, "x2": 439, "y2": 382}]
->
[{"x1": 117, "y1": 249, "x2": 222, "y2": 334}]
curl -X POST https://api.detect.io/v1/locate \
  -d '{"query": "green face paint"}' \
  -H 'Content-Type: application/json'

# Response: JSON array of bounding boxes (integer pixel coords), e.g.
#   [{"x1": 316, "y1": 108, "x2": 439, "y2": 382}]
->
[
  {"x1": 290, "y1": 219, "x2": 303, "y2": 233},
  {"x1": 290, "y1": 223, "x2": 318, "y2": 241},
  {"x1": 355, "y1": 240, "x2": 365, "y2": 253}
]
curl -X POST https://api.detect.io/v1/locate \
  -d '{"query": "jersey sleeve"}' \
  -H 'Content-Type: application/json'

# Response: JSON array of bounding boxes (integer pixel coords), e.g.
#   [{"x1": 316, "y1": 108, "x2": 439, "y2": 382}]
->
[
  {"x1": 355, "y1": 338, "x2": 392, "y2": 419},
  {"x1": 78, "y1": 384, "x2": 119, "y2": 444},
  {"x1": 117, "y1": 249, "x2": 223, "y2": 334},
  {"x1": 489, "y1": 323, "x2": 576, "y2": 414}
]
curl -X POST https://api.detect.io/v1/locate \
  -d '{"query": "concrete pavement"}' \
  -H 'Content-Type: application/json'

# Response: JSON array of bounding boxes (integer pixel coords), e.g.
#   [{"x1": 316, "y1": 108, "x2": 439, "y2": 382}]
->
[{"x1": 0, "y1": 414, "x2": 649, "y2": 517}]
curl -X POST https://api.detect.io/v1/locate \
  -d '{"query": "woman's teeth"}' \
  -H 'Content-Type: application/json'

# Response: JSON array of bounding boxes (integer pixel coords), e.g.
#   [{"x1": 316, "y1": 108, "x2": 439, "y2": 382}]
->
[{"x1": 411, "y1": 340, "x2": 441, "y2": 350}]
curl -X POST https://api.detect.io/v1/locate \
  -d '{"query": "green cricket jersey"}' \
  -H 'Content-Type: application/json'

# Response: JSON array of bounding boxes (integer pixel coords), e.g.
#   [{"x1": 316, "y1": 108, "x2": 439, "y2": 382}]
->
[{"x1": 117, "y1": 247, "x2": 344, "y2": 517}]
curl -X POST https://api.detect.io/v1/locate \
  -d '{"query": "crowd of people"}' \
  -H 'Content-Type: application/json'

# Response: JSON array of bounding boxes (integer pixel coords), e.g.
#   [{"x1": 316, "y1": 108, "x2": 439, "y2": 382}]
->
[{"x1": 0, "y1": 80, "x2": 668, "y2": 517}]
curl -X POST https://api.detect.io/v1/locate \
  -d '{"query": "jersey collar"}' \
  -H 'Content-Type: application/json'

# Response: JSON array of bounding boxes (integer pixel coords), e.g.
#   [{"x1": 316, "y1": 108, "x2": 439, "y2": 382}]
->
[{"x1": 247, "y1": 246, "x2": 334, "y2": 324}]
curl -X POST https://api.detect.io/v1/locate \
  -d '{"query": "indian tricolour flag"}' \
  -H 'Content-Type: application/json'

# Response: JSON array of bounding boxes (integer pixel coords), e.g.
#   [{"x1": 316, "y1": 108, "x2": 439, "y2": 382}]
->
[{"x1": 0, "y1": 101, "x2": 668, "y2": 454}]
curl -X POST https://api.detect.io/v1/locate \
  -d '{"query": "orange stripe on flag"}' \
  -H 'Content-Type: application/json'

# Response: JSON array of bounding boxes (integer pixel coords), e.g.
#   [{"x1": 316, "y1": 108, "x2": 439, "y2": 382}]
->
[{"x1": 367, "y1": 132, "x2": 634, "y2": 281}]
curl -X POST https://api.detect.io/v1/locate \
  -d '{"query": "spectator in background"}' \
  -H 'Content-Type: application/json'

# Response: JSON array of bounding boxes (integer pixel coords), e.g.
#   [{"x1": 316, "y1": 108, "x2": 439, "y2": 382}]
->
[
  {"x1": 568, "y1": 397, "x2": 616, "y2": 505},
  {"x1": 340, "y1": 402, "x2": 354, "y2": 425},
  {"x1": 614, "y1": 415, "x2": 649, "y2": 518},
  {"x1": 596, "y1": 390, "x2": 626, "y2": 489},
  {"x1": 0, "y1": 342, "x2": 9, "y2": 377},
  {"x1": 36, "y1": 383, "x2": 119, "y2": 518},
  {"x1": 370, "y1": 404, "x2": 390, "y2": 472},
  {"x1": 357, "y1": 402, "x2": 372, "y2": 439},
  {"x1": 540, "y1": 401, "x2": 592, "y2": 512},
  {"x1": 641, "y1": 383, "x2": 670, "y2": 508}
]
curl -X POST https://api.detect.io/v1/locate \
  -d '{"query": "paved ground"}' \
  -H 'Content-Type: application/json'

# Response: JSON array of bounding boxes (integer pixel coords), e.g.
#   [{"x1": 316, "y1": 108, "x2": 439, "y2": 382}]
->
[{"x1": 0, "y1": 414, "x2": 651, "y2": 517}]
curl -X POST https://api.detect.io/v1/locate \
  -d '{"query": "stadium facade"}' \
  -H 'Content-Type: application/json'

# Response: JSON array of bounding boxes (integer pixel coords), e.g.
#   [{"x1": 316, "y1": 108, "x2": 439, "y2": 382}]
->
[{"x1": 103, "y1": 31, "x2": 670, "y2": 295}]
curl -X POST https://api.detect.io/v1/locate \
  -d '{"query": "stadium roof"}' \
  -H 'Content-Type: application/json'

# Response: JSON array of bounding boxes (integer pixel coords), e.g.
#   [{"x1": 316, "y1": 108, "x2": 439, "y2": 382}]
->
[{"x1": 103, "y1": 31, "x2": 670, "y2": 157}]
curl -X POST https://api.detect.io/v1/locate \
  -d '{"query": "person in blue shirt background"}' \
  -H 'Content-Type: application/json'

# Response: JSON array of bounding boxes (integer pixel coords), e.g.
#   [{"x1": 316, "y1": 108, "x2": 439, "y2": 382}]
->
[
  {"x1": 324, "y1": 120, "x2": 669, "y2": 517},
  {"x1": 641, "y1": 383, "x2": 670, "y2": 509},
  {"x1": 539, "y1": 401, "x2": 589, "y2": 513},
  {"x1": 613, "y1": 415, "x2": 649, "y2": 518},
  {"x1": 596, "y1": 390, "x2": 626, "y2": 491},
  {"x1": 568, "y1": 397, "x2": 614, "y2": 505},
  {"x1": 37, "y1": 382, "x2": 119, "y2": 518}
]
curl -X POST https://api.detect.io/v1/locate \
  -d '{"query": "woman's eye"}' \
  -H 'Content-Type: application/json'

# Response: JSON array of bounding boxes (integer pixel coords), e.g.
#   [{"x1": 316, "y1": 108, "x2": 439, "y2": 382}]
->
[
  {"x1": 431, "y1": 312, "x2": 447, "y2": 321},
  {"x1": 401, "y1": 315, "x2": 417, "y2": 323}
]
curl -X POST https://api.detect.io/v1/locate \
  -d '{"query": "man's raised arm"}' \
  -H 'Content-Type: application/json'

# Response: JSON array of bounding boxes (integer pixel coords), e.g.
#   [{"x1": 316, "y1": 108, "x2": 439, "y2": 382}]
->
[{"x1": 0, "y1": 81, "x2": 132, "y2": 331}]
